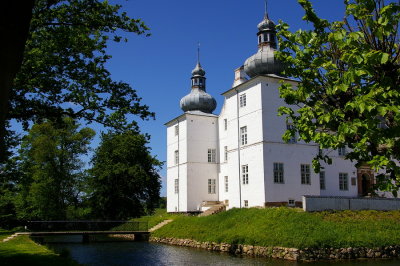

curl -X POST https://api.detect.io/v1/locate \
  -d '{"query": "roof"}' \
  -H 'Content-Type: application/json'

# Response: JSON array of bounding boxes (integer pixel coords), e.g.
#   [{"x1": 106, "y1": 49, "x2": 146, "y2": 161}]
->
[{"x1": 164, "y1": 110, "x2": 218, "y2": 126}]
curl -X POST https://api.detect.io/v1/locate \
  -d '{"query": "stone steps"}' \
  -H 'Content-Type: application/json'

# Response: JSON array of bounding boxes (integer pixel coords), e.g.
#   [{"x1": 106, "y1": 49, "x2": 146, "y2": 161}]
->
[
  {"x1": 198, "y1": 204, "x2": 226, "y2": 217},
  {"x1": 2, "y1": 233, "x2": 18, "y2": 243}
]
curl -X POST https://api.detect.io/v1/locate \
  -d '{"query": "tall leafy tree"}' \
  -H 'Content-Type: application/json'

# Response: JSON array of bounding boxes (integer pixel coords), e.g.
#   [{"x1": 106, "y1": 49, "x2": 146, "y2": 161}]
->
[
  {"x1": 89, "y1": 130, "x2": 161, "y2": 220},
  {"x1": 1, "y1": 0, "x2": 152, "y2": 161},
  {"x1": 276, "y1": 0, "x2": 400, "y2": 195},
  {"x1": 16, "y1": 117, "x2": 95, "y2": 220}
]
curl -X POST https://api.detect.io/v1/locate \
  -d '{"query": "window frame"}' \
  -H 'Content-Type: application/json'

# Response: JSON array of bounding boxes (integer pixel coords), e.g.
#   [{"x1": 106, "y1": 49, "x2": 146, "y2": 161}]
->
[
  {"x1": 174, "y1": 150, "x2": 179, "y2": 165},
  {"x1": 224, "y1": 119, "x2": 227, "y2": 131},
  {"x1": 239, "y1": 93, "x2": 247, "y2": 108},
  {"x1": 174, "y1": 179, "x2": 179, "y2": 194},
  {"x1": 224, "y1": 176, "x2": 228, "y2": 192},
  {"x1": 301, "y1": 164, "x2": 311, "y2": 185},
  {"x1": 208, "y1": 179, "x2": 216, "y2": 194},
  {"x1": 339, "y1": 173, "x2": 349, "y2": 191},
  {"x1": 320, "y1": 171, "x2": 326, "y2": 190},
  {"x1": 338, "y1": 146, "x2": 346, "y2": 156},
  {"x1": 207, "y1": 148, "x2": 216, "y2": 163},
  {"x1": 174, "y1": 125, "x2": 179, "y2": 136},
  {"x1": 242, "y1": 164, "x2": 249, "y2": 185},
  {"x1": 224, "y1": 146, "x2": 228, "y2": 162},
  {"x1": 273, "y1": 162, "x2": 284, "y2": 184},
  {"x1": 240, "y1": 126, "x2": 248, "y2": 145},
  {"x1": 286, "y1": 123, "x2": 297, "y2": 144}
]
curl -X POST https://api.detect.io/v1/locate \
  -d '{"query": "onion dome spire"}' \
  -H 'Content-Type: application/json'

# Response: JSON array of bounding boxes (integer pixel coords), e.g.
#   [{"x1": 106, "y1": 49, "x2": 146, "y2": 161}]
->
[
  {"x1": 243, "y1": 1, "x2": 284, "y2": 77},
  {"x1": 180, "y1": 45, "x2": 217, "y2": 113}
]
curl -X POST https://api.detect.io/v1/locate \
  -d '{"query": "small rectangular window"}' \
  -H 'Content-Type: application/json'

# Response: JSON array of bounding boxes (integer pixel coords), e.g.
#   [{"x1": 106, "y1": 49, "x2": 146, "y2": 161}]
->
[
  {"x1": 175, "y1": 125, "x2": 179, "y2": 136},
  {"x1": 174, "y1": 179, "x2": 179, "y2": 194},
  {"x1": 240, "y1": 126, "x2": 247, "y2": 145},
  {"x1": 242, "y1": 165, "x2": 249, "y2": 185},
  {"x1": 351, "y1": 177, "x2": 357, "y2": 186},
  {"x1": 320, "y1": 171, "x2": 326, "y2": 190},
  {"x1": 301, "y1": 164, "x2": 311, "y2": 185},
  {"x1": 224, "y1": 176, "x2": 228, "y2": 192},
  {"x1": 224, "y1": 146, "x2": 228, "y2": 162},
  {"x1": 339, "y1": 173, "x2": 348, "y2": 190},
  {"x1": 273, "y1": 162, "x2": 284, "y2": 183},
  {"x1": 208, "y1": 149, "x2": 216, "y2": 163},
  {"x1": 338, "y1": 146, "x2": 346, "y2": 156},
  {"x1": 286, "y1": 124, "x2": 297, "y2": 144},
  {"x1": 240, "y1": 93, "x2": 247, "y2": 107},
  {"x1": 224, "y1": 119, "x2": 227, "y2": 130},
  {"x1": 244, "y1": 200, "x2": 249, "y2": 207},
  {"x1": 288, "y1": 199, "x2": 295, "y2": 207},
  {"x1": 174, "y1": 150, "x2": 179, "y2": 165},
  {"x1": 208, "y1": 179, "x2": 216, "y2": 194}
]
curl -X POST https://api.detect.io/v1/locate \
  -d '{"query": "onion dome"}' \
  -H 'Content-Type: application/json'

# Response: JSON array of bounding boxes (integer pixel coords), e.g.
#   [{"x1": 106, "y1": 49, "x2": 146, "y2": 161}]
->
[
  {"x1": 243, "y1": 6, "x2": 284, "y2": 77},
  {"x1": 180, "y1": 61, "x2": 217, "y2": 114}
]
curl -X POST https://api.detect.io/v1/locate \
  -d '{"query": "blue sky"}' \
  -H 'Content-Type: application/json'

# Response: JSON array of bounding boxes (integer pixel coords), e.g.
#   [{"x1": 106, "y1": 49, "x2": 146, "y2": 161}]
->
[{"x1": 102, "y1": 0, "x2": 346, "y2": 196}]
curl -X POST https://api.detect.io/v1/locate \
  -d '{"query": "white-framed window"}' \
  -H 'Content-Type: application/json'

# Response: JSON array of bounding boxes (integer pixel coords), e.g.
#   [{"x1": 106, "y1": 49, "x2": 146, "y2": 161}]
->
[
  {"x1": 224, "y1": 119, "x2": 227, "y2": 130},
  {"x1": 244, "y1": 200, "x2": 249, "y2": 207},
  {"x1": 224, "y1": 146, "x2": 228, "y2": 162},
  {"x1": 208, "y1": 179, "x2": 216, "y2": 194},
  {"x1": 301, "y1": 164, "x2": 311, "y2": 185},
  {"x1": 174, "y1": 150, "x2": 179, "y2": 165},
  {"x1": 208, "y1": 149, "x2": 216, "y2": 163},
  {"x1": 174, "y1": 179, "x2": 179, "y2": 194},
  {"x1": 240, "y1": 93, "x2": 247, "y2": 107},
  {"x1": 339, "y1": 173, "x2": 348, "y2": 190},
  {"x1": 224, "y1": 176, "x2": 229, "y2": 192},
  {"x1": 273, "y1": 162, "x2": 284, "y2": 183},
  {"x1": 240, "y1": 126, "x2": 247, "y2": 145},
  {"x1": 320, "y1": 171, "x2": 326, "y2": 190},
  {"x1": 286, "y1": 123, "x2": 297, "y2": 144},
  {"x1": 338, "y1": 146, "x2": 346, "y2": 156},
  {"x1": 288, "y1": 199, "x2": 295, "y2": 207},
  {"x1": 242, "y1": 164, "x2": 249, "y2": 184},
  {"x1": 174, "y1": 125, "x2": 179, "y2": 136}
]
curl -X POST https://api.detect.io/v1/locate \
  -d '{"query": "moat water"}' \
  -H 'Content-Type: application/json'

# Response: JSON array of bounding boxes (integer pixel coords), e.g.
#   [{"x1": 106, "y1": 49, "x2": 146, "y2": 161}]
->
[{"x1": 48, "y1": 240, "x2": 400, "y2": 266}]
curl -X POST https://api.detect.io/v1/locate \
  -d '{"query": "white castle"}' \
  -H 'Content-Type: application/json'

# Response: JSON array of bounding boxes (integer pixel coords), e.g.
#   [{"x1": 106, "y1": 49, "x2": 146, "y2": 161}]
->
[{"x1": 165, "y1": 9, "x2": 375, "y2": 213}]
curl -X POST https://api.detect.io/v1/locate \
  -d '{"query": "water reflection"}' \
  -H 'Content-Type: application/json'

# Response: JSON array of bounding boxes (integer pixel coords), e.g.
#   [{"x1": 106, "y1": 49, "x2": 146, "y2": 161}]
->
[{"x1": 49, "y1": 241, "x2": 400, "y2": 266}]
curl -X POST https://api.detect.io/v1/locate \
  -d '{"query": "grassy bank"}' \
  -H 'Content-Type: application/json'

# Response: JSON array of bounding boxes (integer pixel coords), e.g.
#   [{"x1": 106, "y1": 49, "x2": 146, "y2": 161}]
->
[
  {"x1": 152, "y1": 208, "x2": 400, "y2": 249},
  {"x1": 0, "y1": 235, "x2": 79, "y2": 266},
  {"x1": 131, "y1": 208, "x2": 182, "y2": 229}
]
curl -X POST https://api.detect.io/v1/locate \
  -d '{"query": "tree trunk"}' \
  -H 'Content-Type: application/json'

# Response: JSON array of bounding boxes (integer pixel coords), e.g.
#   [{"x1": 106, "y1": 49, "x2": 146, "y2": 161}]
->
[{"x1": 0, "y1": 1, "x2": 35, "y2": 162}]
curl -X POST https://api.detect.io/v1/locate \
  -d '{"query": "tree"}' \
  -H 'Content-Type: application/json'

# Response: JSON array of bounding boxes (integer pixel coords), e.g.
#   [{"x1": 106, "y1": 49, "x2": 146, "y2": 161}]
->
[
  {"x1": 16, "y1": 117, "x2": 95, "y2": 220},
  {"x1": 1, "y1": 0, "x2": 153, "y2": 162},
  {"x1": 276, "y1": 0, "x2": 400, "y2": 195},
  {"x1": 88, "y1": 130, "x2": 161, "y2": 220}
]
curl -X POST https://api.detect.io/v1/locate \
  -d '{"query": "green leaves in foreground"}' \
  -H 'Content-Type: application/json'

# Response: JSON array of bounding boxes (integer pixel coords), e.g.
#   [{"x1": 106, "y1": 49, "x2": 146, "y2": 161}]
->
[{"x1": 276, "y1": 0, "x2": 400, "y2": 194}]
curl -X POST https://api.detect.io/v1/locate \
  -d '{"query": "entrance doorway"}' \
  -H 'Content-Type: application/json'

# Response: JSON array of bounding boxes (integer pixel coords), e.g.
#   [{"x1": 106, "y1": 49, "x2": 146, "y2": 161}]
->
[
  {"x1": 357, "y1": 166, "x2": 374, "y2": 196},
  {"x1": 361, "y1": 174, "x2": 371, "y2": 196}
]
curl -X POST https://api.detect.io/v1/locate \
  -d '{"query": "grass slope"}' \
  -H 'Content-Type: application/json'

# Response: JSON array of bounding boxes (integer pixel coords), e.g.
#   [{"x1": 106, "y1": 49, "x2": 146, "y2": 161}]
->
[
  {"x1": 0, "y1": 235, "x2": 80, "y2": 266},
  {"x1": 152, "y1": 208, "x2": 400, "y2": 249},
  {"x1": 131, "y1": 208, "x2": 182, "y2": 229}
]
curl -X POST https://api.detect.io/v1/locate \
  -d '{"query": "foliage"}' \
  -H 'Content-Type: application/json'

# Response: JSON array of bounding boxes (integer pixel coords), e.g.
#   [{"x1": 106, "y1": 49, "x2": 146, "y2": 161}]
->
[
  {"x1": 88, "y1": 130, "x2": 162, "y2": 220},
  {"x1": 2, "y1": 0, "x2": 153, "y2": 160},
  {"x1": 276, "y1": 0, "x2": 400, "y2": 195},
  {"x1": 16, "y1": 117, "x2": 95, "y2": 220},
  {"x1": 153, "y1": 208, "x2": 400, "y2": 249},
  {"x1": 0, "y1": 235, "x2": 80, "y2": 265}
]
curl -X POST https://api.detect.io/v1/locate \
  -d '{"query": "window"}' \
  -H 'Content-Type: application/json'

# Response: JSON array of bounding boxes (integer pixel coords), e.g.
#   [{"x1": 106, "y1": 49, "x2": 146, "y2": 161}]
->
[
  {"x1": 320, "y1": 171, "x2": 326, "y2": 190},
  {"x1": 339, "y1": 173, "x2": 348, "y2": 190},
  {"x1": 224, "y1": 176, "x2": 229, "y2": 192},
  {"x1": 224, "y1": 146, "x2": 228, "y2": 162},
  {"x1": 208, "y1": 179, "x2": 216, "y2": 194},
  {"x1": 240, "y1": 93, "x2": 247, "y2": 107},
  {"x1": 224, "y1": 119, "x2": 227, "y2": 130},
  {"x1": 338, "y1": 146, "x2": 346, "y2": 156},
  {"x1": 174, "y1": 179, "x2": 179, "y2": 194},
  {"x1": 174, "y1": 150, "x2": 179, "y2": 165},
  {"x1": 208, "y1": 149, "x2": 216, "y2": 163},
  {"x1": 242, "y1": 165, "x2": 249, "y2": 184},
  {"x1": 174, "y1": 125, "x2": 179, "y2": 136},
  {"x1": 244, "y1": 200, "x2": 249, "y2": 207},
  {"x1": 288, "y1": 199, "x2": 295, "y2": 207},
  {"x1": 301, "y1": 164, "x2": 311, "y2": 185},
  {"x1": 286, "y1": 124, "x2": 297, "y2": 144},
  {"x1": 240, "y1": 126, "x2": 247, "y2": 145},
  {"x1": 351, "y1": 177, "x2": 357, "y2": 186},
  {"x1": 273, "y1": 163, "x2": 284, "y2": 183}
]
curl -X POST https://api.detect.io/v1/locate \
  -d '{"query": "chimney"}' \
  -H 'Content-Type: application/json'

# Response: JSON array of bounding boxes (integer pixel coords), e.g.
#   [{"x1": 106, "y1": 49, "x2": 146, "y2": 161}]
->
[{"x1": 232, "y1": 66, "x2": 247, "y2": 87}]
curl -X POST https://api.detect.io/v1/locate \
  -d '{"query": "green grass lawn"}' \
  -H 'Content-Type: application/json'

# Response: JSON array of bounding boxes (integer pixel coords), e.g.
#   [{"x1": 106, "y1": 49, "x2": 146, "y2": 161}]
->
[
  {"x1": 0, "y1": 235, "x2": 80, "y2": 266},
  {"x1": 152, "y1": 207, "x2": 400, "y2": 249}
]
